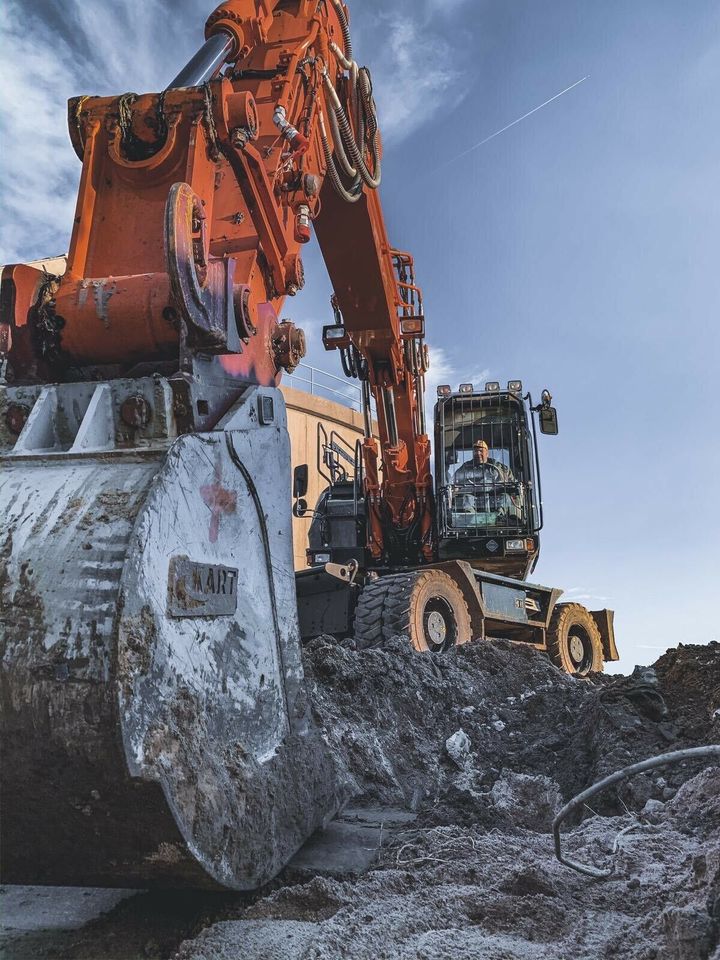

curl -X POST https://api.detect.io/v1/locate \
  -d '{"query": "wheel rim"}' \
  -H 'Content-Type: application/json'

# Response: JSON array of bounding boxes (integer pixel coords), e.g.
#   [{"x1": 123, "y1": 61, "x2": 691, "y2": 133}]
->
[
  {"x1": 422, "y1": 597, "x2": 457, "y2": 652},
  {"x1": 567, "y1": 627, "x2": 593, "y2": 675}
]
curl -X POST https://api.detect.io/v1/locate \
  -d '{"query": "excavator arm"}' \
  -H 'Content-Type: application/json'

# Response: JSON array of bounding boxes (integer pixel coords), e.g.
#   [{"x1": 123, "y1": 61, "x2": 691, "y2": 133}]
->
[{"x1": 0, "y1": 0, "x2": 433, "y2": 564}]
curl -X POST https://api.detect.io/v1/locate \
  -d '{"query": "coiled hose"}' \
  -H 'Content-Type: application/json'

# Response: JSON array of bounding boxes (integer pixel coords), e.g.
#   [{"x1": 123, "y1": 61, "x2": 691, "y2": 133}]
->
[
  {"x1": 321, "y1": 4, "x2": 382, "y2": 201},
  {"x1": 319, "y1": 110, "x2": 362, "y2": 203},
  {"x1": 323, "y1": 69, "x2": 381, "y2": 191},
  {"x1": 331, "y1": 0, "x2": 353, "y2": 63}
]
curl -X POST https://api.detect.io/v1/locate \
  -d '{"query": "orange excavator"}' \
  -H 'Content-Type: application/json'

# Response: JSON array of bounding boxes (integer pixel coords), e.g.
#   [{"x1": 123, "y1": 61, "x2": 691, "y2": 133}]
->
[{"x1": 0, "y1": 1, "x2": 617, "y2": 891}]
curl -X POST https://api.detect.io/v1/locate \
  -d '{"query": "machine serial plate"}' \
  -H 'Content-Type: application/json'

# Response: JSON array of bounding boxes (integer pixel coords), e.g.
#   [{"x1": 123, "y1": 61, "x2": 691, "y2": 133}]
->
[{"x1": 167, "y1": 556, "x2": 239, "y2": 618}]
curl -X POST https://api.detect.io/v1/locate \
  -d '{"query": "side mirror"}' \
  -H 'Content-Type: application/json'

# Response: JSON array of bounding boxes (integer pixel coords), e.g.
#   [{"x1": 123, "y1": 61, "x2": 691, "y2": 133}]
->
[
  {"x1": 539, "y1": 406, "x2": 559, "y2": 435},
  {"x1": 293, "y1": 464, "x2": 309, "y2": 499},
  {"x1": 293, "y1": 498, "x2": 309, "y2": 518}
]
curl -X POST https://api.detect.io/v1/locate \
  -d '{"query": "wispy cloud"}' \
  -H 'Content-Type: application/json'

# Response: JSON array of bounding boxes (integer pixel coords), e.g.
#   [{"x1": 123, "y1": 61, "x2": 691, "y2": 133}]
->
[
  {"x1": 368, "y1": 13, "x2": 465, "y2": 145},
  {"x1": 0, "y1": 0, "x2": 204, "y2": 262},
  {"x1": 424, "y1": 0, "x2": 476, "y2": 18},
  {"x1": 0, "y1": 4, "x2": 81, "y2": 261},
  {"x1": 563, "y1": 586, "x2": 613, "y2": 605},
  {"x1": 355, "y1": 0, "x2": 477, "y2": 147}
]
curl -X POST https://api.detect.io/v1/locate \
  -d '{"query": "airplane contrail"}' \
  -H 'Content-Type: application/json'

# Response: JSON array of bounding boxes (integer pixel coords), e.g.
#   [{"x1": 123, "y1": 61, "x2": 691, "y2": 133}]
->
[{"x1": 433, "y1": 75, "x2": 589, "y2": 173}]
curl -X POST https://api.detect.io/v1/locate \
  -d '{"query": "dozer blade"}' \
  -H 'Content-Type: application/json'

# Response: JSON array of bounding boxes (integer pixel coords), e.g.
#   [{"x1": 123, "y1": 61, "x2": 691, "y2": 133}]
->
[{"x1": 0, "y1": 381, "x2": 346, "y2": 890}]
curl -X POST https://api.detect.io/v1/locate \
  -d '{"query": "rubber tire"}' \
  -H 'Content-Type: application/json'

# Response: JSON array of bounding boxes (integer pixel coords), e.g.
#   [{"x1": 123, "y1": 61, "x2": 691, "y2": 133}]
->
[
  {"x1": 353, "y1": 578, "x2": 392, "y2": 649},
  {"x1": 547, "y1": 602, "x2": 604, "y2": 676},
  {"x1": 382, "y1": 571, "x2": 472, "y2": 652}
]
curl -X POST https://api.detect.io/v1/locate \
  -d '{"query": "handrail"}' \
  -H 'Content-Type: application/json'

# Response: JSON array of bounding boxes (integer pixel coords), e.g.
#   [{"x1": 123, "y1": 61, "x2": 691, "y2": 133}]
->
[{"x1": 284, "y1": 361, "x2": 363, "y2": 412}]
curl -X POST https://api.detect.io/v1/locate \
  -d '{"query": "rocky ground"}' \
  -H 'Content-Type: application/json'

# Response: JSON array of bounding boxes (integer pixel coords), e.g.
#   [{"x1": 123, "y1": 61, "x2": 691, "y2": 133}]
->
[{"x1": 2, "y1": 640, "x2": 719, "y2": 959}]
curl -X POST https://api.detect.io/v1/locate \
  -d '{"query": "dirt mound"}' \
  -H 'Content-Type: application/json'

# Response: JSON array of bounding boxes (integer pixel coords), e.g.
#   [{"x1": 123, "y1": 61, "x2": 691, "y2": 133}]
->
[
  {"x1": 303, "y1": 636, "x2": 720, "y2": 821},
  {"x1": 654, "y1": 642, "x2": 720, "y2": 743},
  {"x1": 8, "y1": 639, "x2": 715, "y2": 960},
  {"x1": 174, "y1": 639, "x2": 720, "y2": 960}
]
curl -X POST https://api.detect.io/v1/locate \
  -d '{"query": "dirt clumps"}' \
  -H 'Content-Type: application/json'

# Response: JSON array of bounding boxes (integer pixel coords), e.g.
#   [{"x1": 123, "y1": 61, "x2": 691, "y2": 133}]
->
[
  {"x1": 174, "y1": 638, "x2": 720, "y2": 960},
  {"x1": 303, "y1": 636, "x2": 718, "y2": 821},
  {"x1": 176, "y1": 769, "x2": 720, "y2": 959}
]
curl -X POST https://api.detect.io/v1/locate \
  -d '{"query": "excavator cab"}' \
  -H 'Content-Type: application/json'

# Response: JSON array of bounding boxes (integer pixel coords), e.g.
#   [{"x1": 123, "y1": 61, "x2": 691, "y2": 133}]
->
[{"x1": 434, "y1": 382, "x2": 556, "y2": 579}]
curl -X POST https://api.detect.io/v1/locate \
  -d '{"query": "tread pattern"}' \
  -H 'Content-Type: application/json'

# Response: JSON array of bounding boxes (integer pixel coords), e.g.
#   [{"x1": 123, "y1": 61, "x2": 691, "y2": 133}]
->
[
  {"x1": 353, "y1": 577, "x2": 392, "y2": 649},
  {"x1": 380, "y1": 573, "x2": 426, "y2": 643},
  {"x1": 353, "y1": 571, "x2": 471, "y2": 652}
]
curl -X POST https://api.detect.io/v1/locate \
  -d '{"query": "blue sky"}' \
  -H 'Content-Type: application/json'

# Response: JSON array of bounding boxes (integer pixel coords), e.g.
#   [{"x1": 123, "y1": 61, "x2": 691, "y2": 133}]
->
[{"x1": 2, "y1": 1, "x2": 719, "y2": 670}]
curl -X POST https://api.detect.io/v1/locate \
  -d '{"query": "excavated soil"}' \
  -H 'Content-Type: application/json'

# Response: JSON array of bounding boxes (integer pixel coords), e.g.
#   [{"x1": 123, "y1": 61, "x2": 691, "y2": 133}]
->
[
  {"x1": 301, "y1": 636, "x2": 718, "y2": 822},
  {"x1": 3, "y1": 639, "x2": 718, "y2": 959},
  {"x1": 172, "y1": 638, "x2": 720, "y2": 960}
]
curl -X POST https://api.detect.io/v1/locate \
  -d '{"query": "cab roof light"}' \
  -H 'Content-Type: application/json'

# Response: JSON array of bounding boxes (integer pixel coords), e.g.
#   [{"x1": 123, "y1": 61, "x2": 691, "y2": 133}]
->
[
  {"x1": 485, "y1": 381, "x2": 500, "y2": 392},
  {"x1": 437, "y1": 384, "x2": 452, "y2": 397},
  {"x1": 458, "y1": 383, "x2": 473, "y2": 394},
  {"x1": 508, "y1": 380, "x2": 523, "y2": 394}
]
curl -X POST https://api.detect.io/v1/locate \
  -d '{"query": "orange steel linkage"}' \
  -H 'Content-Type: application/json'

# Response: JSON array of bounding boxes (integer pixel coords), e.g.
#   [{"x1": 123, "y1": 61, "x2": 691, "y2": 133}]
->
[{"x1": 0, "y1": 0, "x2": 433, "y2": 563}]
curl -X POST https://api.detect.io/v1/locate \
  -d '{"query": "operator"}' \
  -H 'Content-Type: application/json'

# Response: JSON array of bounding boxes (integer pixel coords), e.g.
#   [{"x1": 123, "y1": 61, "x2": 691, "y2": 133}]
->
[
  {"x1": 453, "y1": 439, "x2": 522, "y2": 522},
  {"x1": 454, "y1": 439, "x2": 514, "y2": 485}
]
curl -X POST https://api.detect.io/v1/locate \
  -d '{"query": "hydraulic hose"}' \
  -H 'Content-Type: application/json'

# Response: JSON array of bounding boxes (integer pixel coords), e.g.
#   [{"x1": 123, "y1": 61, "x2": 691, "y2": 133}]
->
[
  {"x1": 329, "y1": 40, "x2": 353, "y2": 73},
  {"x1": 323, "y1": 71, "x2": 381, "y2": 189},
  {"x1": 319, "y1": 111, "x2": 362, "y2": 203},
  {"x1": 328, "y1": 39, "x2": 360, "y2": 132},
  {"x1": 330, "y1": 0, "x2": 353, "y2": 62},
  {"x1": 359, "y1": 68, "x2": 378, "y2": 146},
  {"x1": 338, "y1": 102, "x2": 381, "y2": 189},
  {"x1": 553, "y1": 744, "x2": 720, "y2": 879},
  {"x1": 327, "y1": 97, "x2": 359, "y2": 180},
  {"x1": 321, "y1": 12, "x2": 381, "y2": 199},
  {"x1": 329, "y1": 43, "x2": 368, "y2": 185}
]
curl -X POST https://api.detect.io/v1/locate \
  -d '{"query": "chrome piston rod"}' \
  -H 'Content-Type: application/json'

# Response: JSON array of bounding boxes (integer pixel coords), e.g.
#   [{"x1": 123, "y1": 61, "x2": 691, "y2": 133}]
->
[{"x1": 167, "y1": 31, "x2": 235, "y2": 89}]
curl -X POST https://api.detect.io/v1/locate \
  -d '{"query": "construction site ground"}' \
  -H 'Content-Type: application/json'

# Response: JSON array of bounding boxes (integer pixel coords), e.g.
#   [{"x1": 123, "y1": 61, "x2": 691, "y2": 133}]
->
[{"x1": 2, "y1": 639, "x2": 718, "y2": 960}]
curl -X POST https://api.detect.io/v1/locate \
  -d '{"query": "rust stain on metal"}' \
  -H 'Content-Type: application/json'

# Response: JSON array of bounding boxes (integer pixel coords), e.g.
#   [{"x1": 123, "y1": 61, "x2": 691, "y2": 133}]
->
[
  {"x1": 200, "y1": 480, "x2": 237, "y2": 544},
  {"x1": 4, "y1": 404, "x2": 29, "y2": 436},
  {"x1": 120, "y1": 395, "x2": 152, "y2": 429}
]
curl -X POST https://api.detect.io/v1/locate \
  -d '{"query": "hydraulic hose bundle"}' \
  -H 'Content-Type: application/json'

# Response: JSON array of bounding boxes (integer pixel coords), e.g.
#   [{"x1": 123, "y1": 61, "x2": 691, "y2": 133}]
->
[{"x1": 318, "y1": 0, "x2": 381, "y2": 204}]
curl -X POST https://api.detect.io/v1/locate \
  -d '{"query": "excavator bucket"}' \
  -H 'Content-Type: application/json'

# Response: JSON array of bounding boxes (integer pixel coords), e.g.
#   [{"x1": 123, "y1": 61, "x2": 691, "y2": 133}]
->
[{"x1": 0, "y1": 380, "x2": 347, "y2": 889}]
